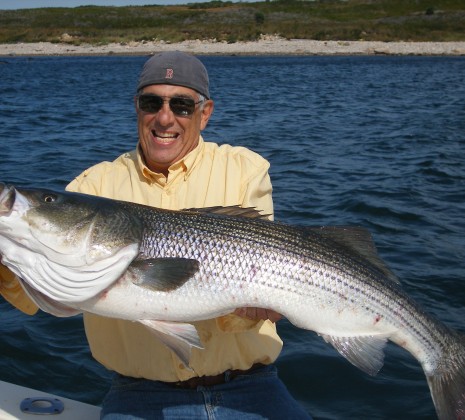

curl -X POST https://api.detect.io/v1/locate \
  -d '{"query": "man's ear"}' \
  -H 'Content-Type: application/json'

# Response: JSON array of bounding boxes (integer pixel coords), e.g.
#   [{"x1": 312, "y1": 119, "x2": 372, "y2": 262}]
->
[{"x1": 200, "y1": 100, "x2": 214, "y2": 130}]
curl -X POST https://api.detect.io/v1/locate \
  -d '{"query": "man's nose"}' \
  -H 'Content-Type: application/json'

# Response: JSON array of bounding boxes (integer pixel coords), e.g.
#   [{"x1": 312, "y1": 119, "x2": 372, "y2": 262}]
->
[{"x1": 156, "y1": 101, "x2": 176, "y2": 125}]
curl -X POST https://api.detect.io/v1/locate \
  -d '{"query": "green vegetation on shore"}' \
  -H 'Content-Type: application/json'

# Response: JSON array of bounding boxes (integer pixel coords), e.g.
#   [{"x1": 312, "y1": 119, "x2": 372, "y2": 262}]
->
[{"x1": 0, "y1": 0, "x2": 464, "y2": 45}]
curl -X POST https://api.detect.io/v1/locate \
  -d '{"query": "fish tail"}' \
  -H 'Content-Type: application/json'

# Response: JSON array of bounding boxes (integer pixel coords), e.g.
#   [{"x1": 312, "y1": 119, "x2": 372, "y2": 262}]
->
[{"x1": 426, "y1": 331, "x2": 465, "y2": 420}]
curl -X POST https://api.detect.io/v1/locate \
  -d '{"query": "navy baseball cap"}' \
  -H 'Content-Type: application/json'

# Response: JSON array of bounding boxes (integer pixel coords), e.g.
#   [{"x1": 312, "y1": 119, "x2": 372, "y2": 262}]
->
[{"x1": 137, "y1": 51, "x2": 210, "y2": 99}]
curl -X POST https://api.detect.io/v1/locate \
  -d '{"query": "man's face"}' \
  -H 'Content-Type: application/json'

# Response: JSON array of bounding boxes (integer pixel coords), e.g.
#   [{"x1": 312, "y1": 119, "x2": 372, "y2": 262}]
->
[{"x1": 136, "y1": 84, "x2": 213, "y2": 175}]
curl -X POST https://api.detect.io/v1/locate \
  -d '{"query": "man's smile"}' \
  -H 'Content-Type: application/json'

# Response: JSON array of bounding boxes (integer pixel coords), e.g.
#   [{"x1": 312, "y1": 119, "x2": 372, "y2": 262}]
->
[{"x1": 152, "y1": 130, "x2": 179, "y2": 143}]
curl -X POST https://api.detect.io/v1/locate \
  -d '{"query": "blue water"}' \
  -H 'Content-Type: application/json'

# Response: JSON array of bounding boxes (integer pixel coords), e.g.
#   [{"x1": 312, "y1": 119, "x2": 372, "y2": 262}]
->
[{"x1": 1, "y1": 55, "x2": 465, "y2": 419}]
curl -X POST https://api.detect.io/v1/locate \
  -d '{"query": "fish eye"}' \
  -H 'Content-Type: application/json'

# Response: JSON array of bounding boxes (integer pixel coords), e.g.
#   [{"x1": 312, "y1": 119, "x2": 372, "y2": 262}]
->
[{"x1": 43, "y1": 194, "x2": 57, "y2": 203}]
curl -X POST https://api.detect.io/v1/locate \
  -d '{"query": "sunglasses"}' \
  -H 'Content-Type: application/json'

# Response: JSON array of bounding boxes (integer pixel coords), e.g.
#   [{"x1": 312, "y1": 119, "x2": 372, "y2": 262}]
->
[{"x1": 137, "y1": 94, "x2": 204, "y2": 117}]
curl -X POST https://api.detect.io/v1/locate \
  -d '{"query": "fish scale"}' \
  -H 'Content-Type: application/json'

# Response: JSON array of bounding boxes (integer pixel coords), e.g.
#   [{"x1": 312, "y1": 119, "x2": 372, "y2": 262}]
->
[{"x1": 0, "y1": 183, "x2": 464, "y2": 419}]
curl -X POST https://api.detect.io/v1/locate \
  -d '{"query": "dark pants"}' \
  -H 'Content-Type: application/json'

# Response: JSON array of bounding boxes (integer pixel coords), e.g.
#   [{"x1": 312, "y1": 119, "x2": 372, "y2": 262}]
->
[{"x1": 101, "y1": 364, "x2": 312, "y2": 419}]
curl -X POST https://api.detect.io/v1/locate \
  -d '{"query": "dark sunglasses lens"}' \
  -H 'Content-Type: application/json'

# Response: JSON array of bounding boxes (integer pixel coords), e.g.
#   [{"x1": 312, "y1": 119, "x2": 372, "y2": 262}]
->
[
  {"x1": 138, "y1": 95, "x2": 197, "y2": 116},
  {"x1": 138, "y1": 95, "x2": 163, "y2": 113},
  {"x1": 170, "y1": 97, "x2": 196, "y2": 116}
]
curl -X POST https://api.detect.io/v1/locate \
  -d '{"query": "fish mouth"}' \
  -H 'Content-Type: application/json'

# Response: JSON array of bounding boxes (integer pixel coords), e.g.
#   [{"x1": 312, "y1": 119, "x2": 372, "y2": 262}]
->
[{"x1": 0, "y1": 182, "x2": 16, "y2": 215}]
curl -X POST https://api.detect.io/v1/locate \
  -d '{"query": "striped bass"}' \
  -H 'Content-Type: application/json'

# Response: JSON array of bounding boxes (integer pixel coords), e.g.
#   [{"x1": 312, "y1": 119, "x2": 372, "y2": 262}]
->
[{"x1": 0, "y1": 182, "x2": 464, "y2": 419}]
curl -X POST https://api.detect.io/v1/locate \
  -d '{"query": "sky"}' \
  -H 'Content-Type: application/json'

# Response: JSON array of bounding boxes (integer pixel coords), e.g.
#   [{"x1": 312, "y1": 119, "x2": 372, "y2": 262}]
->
[{"x1": 0, "y1": 0, "x2": 256, "y2": 9}]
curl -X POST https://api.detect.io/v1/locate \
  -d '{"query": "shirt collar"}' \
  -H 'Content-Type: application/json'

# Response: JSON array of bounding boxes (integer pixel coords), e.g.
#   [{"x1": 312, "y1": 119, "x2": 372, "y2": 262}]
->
[{"x1": 137, "y1": 136, "x2": 205, "y2": 186}]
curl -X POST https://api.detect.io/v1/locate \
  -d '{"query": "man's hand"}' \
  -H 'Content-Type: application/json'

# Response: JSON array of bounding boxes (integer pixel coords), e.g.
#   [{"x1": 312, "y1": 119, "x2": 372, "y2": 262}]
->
[{"x1": 234, "y1": 307, "x2": 282, "y2": 323}]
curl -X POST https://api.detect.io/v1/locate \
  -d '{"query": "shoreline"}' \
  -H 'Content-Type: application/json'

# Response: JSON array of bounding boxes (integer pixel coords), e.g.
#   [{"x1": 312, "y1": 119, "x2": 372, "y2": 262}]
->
[{"x1": 1, "y1": 38, "x2": 465, "y2": 57}]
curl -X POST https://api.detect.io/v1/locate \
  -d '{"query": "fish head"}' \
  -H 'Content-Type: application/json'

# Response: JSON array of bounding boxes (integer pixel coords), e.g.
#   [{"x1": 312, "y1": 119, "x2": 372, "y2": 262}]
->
[
  {"x1": 0, "y1": 182, "x2": 16, "y2": 215},
  {"x1": 0, "y1": 183, "x2": 143, "y2": 303},
  {"x1": 0, "y1": 183, "x2": 142, "y2": 266}
]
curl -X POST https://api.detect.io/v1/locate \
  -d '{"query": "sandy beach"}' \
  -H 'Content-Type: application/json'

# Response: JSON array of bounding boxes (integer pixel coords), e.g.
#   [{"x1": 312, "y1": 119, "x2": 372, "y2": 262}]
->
[{"x1": 1, "y1": 36, "x2": 465, "y2": 57}]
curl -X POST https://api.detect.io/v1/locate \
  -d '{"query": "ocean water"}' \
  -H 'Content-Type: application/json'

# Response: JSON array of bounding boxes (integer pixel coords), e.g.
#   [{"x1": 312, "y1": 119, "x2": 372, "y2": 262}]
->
[{"x1": 1, "y1": 55, "x2": 464, "y2": 419}]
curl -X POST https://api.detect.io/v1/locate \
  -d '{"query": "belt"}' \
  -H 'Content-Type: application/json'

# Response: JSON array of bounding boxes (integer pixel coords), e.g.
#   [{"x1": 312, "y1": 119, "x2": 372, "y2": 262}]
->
[{"x1": 167, "y1": 363, "x2": 266, "y2": 389}]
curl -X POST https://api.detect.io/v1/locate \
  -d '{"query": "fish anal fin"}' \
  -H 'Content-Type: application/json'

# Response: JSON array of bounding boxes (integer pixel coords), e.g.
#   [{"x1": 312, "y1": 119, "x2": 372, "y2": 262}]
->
[
  {"x1": 308, "y1": 226, "x2": 400, "y2": 284},
  {"x1": 129, "y1": 258, "x2": 199, "y2": 292},
  {"x1": 321, "y1": 334, "x2": 388, "y2": 376},
  {"x1": 139, "y1": 319, "x2": 203, "y2": 367}
]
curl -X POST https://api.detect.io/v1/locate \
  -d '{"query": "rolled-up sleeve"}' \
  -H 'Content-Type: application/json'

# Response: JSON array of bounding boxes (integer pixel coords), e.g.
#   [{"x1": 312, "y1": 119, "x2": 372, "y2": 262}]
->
[{"x1": 241, "y1": 162, "x2": 274, "y2": 221}]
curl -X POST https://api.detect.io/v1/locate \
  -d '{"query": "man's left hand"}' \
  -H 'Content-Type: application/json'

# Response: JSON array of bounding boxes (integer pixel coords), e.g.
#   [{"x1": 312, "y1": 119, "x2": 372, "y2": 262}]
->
[{"x1": 234, "y1": 307, "x2": 282, "y2": 323}]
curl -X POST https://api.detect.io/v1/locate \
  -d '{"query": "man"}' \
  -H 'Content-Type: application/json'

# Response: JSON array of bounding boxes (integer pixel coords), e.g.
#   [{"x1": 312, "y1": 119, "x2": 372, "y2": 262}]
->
[{"x1": 1, "y1": 51, "x2": 310, "y2": 419}]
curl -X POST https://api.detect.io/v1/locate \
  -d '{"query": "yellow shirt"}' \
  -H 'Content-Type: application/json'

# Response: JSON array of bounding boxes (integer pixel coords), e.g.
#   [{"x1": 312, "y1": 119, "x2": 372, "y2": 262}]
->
[
  {"x1": 0, "y1": 264, "x2": 38, "y2": 315},
  {"x1": 66, "y1": 136, "x2": 283, "y2": 382}
]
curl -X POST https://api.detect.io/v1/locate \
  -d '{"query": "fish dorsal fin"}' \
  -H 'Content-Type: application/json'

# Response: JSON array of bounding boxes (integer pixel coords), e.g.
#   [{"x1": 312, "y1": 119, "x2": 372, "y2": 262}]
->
[
  {"x1": 129, "y1": 258, "x2": 199, "y2": 292},
  {"x1": 183, "y1": 205, "x2": 271, "y2": 220},
  {"x1": 321, "y1": 334, "x2": 388, "y2": 376},
  {"x1": 308, "y1": 226, "x2": 400, "y2": 284}
]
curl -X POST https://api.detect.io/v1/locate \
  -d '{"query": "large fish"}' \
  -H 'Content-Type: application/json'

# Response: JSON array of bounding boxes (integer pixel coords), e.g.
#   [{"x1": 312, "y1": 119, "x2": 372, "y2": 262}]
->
[{"x1": 0, "y1": 182, "x2": 464, "y2": 419}]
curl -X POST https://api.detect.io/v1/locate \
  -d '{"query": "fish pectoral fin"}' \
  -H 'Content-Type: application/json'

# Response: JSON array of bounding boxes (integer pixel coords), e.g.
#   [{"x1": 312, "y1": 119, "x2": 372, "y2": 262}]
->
[
  {"x1": 139, "y1": 319, "x2": 203, "y2": 367},
  {"x1": 321, "y1": 334, "x2": 388, "y2": 376},
  {"x1": 129, "y1": 258, "x2": 199, "y2": 292}
]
